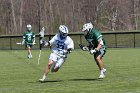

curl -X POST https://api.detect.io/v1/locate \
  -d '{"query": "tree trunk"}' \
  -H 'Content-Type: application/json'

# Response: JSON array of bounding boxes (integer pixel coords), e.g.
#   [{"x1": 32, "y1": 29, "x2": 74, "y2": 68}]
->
[
  {"x1": 20, "y1": 0, "x2": 23, "y2": 34},
  {"x1": 10, "y1": 0, "x2": 17, "y2": 34},
  {"x1": 48, "y1": 0, "x2": 54, "y2": 33}
]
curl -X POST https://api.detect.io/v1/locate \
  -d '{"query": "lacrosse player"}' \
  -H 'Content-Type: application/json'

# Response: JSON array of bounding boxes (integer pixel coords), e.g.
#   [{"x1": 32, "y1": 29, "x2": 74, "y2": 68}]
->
[
  {"x1": 22, "y1": 24, "x2": 35, "y2": 58},
  {"x1": 38, "y1": 27, "x2": 45, "y2": 65},
  {"x1": 79, "y1": 22, "x2": 107, "y2": 79},
  {"x1": 39, "y1": 25, "x2": 74, "y2": 82}
]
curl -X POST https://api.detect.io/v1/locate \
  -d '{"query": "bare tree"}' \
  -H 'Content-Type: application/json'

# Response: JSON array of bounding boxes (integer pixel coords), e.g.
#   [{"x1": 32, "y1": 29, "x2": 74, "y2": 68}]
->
[
  {"x1": 10, "y1": 0, "x2": 17, "y2": 34},
  {"x1": 48, "y1": 0, "x2": 54, "y2": 33},
  {"x1": 133, "y1": 0, "x2": 139, "y2": 30},
  {"x1": 0, "y1": 0, "x2": 140, "y2": 35},
  {"x1": 19, "y1": 0, "x2": 23, "y2": 33}
]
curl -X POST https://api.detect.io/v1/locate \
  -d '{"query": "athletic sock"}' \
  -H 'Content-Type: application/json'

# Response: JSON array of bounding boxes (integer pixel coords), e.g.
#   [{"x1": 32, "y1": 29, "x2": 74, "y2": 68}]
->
[
  {"x1": 42, "y1": 74, "x2": 46, "y2": 80},
  {"x1": 100, "y1": 69, "x2": 104, "y2": 75}
]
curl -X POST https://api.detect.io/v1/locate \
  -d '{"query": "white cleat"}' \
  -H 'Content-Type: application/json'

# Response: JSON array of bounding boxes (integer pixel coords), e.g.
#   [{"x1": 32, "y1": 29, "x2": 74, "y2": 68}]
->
[
  {"x1": 27, "y1": 55, "x2": 32, "y2": 58},
  {"x1": 98, "y1": 68, "x2": 106, "y2": 79},
  {"x1": 27, "y1": 55, "x2": 30, "y2": 58},
  {"x1": 98, "y1": 74, "x2": 105, "y2": 79},
  {"x1": 30, "y1": 55, "x2": 32, "y2": 58},
  {"x1": 39, "y1": 79, "x2": 45, "y2": 82}
]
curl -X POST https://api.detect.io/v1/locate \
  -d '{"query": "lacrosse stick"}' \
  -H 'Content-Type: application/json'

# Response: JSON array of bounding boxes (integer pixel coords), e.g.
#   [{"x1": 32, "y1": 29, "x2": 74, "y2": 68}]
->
[
  {"x1": 38, "y1": 50, "x2": 42, "y2": 65},
  {"x1": 37, "y1": 27, "x2": 45, "y2": 65},
  {"x1": 16, "y1": 42, "x2": 22, "y2": 45},
  {"x1": 16, "y1": 42, "x2": 36, "y2": 45}
]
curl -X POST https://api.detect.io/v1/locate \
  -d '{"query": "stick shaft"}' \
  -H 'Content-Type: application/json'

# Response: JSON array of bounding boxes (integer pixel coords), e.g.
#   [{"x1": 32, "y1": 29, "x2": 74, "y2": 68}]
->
[
  {"x1": 38, "y1": 50, "x2": 42, "y2": 65},
  {"x1": 16, "y1": 42, "x2": 22, "y2": 45}
]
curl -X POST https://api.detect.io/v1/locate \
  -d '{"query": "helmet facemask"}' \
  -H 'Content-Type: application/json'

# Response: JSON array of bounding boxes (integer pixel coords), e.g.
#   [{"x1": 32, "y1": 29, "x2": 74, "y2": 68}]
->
[
  {"x1": 59, "y1": 25, "x2": 69, "y2": 39},
  {"x1": 27, "y1": 24, "x2": 32, "y2": 31},
  {"x1": 59, "y1": 30, "x2": 68, "y2": 38},
  {"x1": 83, "y1": 30, "x2": 89, "y2": 36}
]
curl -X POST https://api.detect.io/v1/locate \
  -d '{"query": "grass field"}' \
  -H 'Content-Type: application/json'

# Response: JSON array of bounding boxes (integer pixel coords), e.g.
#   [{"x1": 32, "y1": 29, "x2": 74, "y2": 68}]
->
[{"x1": 0, "y1": 48, "x2": 140, "y2": 93}]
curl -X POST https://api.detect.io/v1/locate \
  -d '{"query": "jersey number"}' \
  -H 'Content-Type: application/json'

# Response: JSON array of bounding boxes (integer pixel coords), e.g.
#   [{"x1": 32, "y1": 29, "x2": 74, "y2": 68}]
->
[
  {"x1": 57, "y1": 43, "x2": 64, "y2": 49},
  {"x1": 28, "y1": 35, "x2": 32, "y2": 41}
]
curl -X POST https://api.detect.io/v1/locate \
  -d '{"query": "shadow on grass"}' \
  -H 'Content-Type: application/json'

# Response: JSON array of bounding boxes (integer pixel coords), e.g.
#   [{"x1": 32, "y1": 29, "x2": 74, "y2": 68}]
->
[
  {"x1": 29, "y1": 78, "x2": 103, "y2": 84},
  {"x1": 28, "y1": 80, "x2": 63, "y2": 84},
  {"x1": 35, "y1": 80, "x2": 63, "y2": 83},
  {"x1": 69, "y1": 78, "x2": 102, "y2": 81}
]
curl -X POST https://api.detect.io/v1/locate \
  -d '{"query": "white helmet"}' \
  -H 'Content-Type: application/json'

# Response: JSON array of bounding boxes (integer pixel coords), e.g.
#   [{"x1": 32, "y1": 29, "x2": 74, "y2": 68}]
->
[
  {"x1": 82, "y1": 22, "x2": 93, "y2": 32},
  {"x1": 27, "y1": 24, "x2": 32, "y2": 31},
  {"x1": 59, "y1": 25, "x2": 69, "y2": 38}
]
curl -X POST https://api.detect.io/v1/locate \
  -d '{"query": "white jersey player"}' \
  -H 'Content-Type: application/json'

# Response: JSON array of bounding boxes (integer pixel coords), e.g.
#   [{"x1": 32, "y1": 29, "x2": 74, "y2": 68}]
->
[{"x1": 39, "y1": 25, "x2": 74, "y2": 82}]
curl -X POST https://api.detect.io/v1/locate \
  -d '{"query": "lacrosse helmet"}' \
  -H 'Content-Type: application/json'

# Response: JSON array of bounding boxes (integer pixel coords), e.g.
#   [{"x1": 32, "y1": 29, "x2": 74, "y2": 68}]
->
[
  {"x1": 27, "y1": 24, "x2": 32, "y2": 31},
  {"x1": 82, "y1": 22, "x2": 93, "y2": 35},
  {"x1": 59, "y1": 25, "x2": 69, "y2": 39}
]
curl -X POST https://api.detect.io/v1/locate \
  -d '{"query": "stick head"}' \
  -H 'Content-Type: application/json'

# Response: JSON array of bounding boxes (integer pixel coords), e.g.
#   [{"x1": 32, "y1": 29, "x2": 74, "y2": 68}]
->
[
  {"x1": 38, "y1": 50, "x2": 42, "y2": 65},
  {"x1": 16, "y1": 42, "x2": 22, "y2": 45}
]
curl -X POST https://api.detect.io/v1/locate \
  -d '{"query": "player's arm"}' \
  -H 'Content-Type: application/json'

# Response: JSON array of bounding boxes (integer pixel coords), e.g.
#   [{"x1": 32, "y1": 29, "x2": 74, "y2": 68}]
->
[
  {"x1": 90, "y1": 37, "x2": 103, "y2": 54},
  {"x1": 79, "y1": 41, "x2": 93, "y2": 51},
  {"x1": 96, "y1": 37, "x2": 103, "y2": 50},
  {"x1": 22, "y1": 33, "x2": 26, "y2": 45},
  {"x1": 43, "y1": 34, "x2": 57, "y2": 47},
  {"x1": 67, "y1": 38, "x2": 74, "y2": 54}
]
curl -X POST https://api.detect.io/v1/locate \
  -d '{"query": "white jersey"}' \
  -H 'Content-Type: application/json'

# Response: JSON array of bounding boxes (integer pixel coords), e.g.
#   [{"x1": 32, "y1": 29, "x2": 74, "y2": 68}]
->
[
  {"x1": 39, "y1": 30, "x2": 44, "y2": 38},
  {"x1": 49, "y1": 33, "x2": 74, "y2": 57}
]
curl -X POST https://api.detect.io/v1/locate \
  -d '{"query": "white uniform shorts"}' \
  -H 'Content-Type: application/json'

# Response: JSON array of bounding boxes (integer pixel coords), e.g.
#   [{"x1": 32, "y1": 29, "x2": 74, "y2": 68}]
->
[{"x1": 49, "y1": 53, "x2": 65, "y2": 68}]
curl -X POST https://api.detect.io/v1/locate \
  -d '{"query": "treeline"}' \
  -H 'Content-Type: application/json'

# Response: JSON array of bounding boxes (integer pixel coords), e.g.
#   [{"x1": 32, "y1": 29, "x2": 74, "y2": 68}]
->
[{"x1": 0, "y1": 0, "x2": 140, "y2": 35}]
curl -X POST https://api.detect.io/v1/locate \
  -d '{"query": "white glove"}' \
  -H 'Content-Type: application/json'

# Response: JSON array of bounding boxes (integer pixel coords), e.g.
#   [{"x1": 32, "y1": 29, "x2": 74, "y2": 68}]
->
[
  {"x1": 44, "y1": 42, "x2": 49, "y2": 46},
  {"x1": 90, "y1": 49, "x2": 97, "y2": 54},
  {"x1": 33, "y1": 40, "x2": 36, "y2": 45},
  {"x1": 83, "y1": 46, "x2": 89, "y2": 51},
  {"x1": 33, "y1": 42, "x2": 36, "y2": 45}
]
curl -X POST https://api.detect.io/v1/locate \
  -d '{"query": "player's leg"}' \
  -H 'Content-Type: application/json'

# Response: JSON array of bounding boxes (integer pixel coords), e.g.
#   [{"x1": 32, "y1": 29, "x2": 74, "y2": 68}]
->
[
  {"x1": 94, "y1": 49, "x2": 106, "y2": 78},
  {"x1": 39, "y1": 60, "x2": 54, "y2": 82},
  {"x1": 45, "y1": 60, "x2": 55, "y2": 76},
  {"x1": 39, "y1": 53, "x2": 58, "y2": 82},
  {"x1": 26, "y1": 45, "x2": 32, "y2": 58},
  {"x1": 53, "y1": 58, "x2": 65, "y2": 72}
]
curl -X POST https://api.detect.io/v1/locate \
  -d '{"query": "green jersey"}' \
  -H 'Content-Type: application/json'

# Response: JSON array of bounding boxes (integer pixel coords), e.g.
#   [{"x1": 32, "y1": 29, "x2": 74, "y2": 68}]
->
[
  {"x1": 23, "y1": 30, "x2": 35, "y2": 45},
  {"x1": 85, "y1": 28, "x2": 107, "y2": 50}
]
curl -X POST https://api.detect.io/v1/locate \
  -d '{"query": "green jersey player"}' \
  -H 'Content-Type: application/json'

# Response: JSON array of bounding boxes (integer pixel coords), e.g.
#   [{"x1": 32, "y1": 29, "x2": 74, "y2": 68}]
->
[
  {"x1": 79, "y1": 22, "x2": 107, "y2": 79},
  {"x1": 22, "y1": 24, "x2": 35, "y2": 58}
]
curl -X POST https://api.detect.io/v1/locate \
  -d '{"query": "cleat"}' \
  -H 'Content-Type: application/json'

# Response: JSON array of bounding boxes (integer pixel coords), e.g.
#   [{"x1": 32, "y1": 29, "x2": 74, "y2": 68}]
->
[
  {"x1": 98, "y1": 69, "x2": 106, "y2": 79},
  {"x1": 98, "y1": 74, "x2": 105, "y2": 79},
  {"x1": 27, "y1": 55, "x2": 32, "y2": 58},
  {"x1": 30, "y1": 55, "x2": 32, "y2": 58},
  {"x1": 39, "y1": 79, "x2": 45, "y2": 82},
  {"x1": 27, "y1": 55, "x2": 30, "y2": 58},
  {"x1": 30, "y1": 55, "x2": 33, "y2": 58}
]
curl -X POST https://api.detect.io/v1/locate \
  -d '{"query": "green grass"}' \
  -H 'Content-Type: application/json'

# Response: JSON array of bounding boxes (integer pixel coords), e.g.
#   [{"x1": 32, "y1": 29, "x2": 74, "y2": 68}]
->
[{"x1": 0, "y1": 48, "x2": 140, "y2": 93}]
